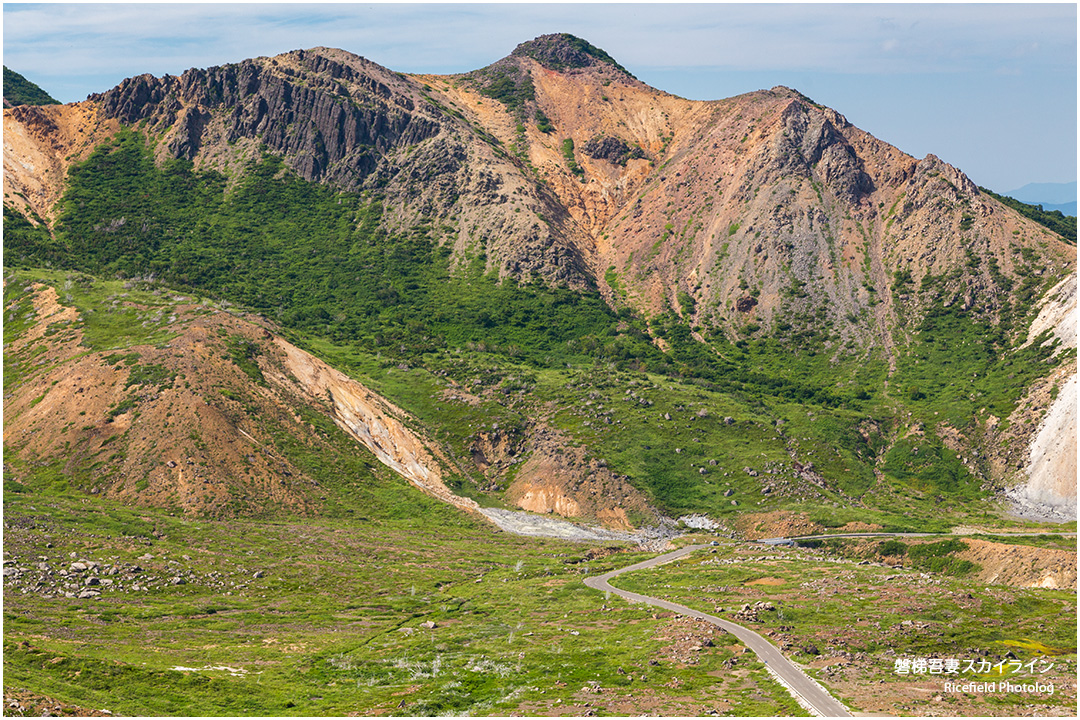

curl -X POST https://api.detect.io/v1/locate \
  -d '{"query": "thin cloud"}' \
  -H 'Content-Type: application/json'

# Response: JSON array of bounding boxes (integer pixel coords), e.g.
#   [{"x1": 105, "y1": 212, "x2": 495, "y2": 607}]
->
[{"x1": 5, "y1": 3, "x2": 1075, "y2": 84}]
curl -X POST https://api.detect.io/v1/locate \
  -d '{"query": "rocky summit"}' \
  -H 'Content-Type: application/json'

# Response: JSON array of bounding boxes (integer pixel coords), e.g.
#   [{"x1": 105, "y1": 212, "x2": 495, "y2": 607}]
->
[{"x1": 2, "y1": 34, "x2": 1077, "y2": 717}]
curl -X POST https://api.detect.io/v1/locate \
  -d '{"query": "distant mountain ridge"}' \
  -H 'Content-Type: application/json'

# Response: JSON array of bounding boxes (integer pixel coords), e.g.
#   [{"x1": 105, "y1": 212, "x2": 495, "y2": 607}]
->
[
  {"x1": 1002, "y1": 182, "x2": 1076, "y2": 217},
  {"x1": 1004, "y1": 181, "x2": 1077, "y2": 206}
]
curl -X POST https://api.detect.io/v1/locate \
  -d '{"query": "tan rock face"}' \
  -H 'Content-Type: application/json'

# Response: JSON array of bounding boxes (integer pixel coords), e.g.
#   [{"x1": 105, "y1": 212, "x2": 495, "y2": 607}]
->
[
  {"x1": 1000, "y1": 273, "x2": 1078, "y2": 521},
  {"x1": 503, "y1": 426, "x2": 657, "y2": 530},
  {"x1": 272, "y1": 337, "x2": 475, "y2": 513},
  {"x1": 1015, "y1": 373, "x2": 1077, "y2": 520},
  {"x1": 955, "y1": 539, "x2": 1077, "y2": 589},
  {"x1": 2, "y1": 103, "x2": 119, "y2": 222}
]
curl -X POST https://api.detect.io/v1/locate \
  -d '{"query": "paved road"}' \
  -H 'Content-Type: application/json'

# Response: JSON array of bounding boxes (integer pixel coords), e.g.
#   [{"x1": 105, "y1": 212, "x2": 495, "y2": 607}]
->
[
  {"x1": 784, "y1": 531, "x2": 1076, "y2": 541},
  {"x1": 584, "y1": 545, "x2": 852, "y2": 717}
]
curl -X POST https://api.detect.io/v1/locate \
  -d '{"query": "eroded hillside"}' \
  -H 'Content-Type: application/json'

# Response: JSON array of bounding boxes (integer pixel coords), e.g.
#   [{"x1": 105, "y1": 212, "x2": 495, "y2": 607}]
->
[{"x1": 2, "y1": 274, "x2": 464, "y2": 518}]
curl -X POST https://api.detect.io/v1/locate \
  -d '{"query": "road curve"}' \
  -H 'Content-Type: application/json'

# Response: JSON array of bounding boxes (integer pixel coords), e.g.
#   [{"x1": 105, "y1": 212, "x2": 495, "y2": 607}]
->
[{"x1": 585, "y1": 544, "x2": 852, "y2": 717}]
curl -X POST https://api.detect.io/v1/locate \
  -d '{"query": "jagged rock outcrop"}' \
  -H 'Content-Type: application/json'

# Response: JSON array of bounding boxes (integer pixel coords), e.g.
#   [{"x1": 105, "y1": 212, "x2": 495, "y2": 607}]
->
[
  {"x1": 581, "y1": 135, "x2": 644, "y2": 165},
  {"x1": 510, "y1": 33, "x2": 636, "y2": 77},
  {"x1": 83, "y1": 48, "x2": 595, "y2": 290},
  {"x1": 93, "y1": 53, "x2": 440, "y2": 187}
]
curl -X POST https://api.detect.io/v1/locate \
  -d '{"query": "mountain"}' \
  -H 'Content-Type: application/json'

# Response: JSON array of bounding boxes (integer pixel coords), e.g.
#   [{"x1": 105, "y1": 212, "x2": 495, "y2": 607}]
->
[
  {"x1": 3, "y1": 34, "x2": 1078, "y2": 718},
  {"x1": 3, "y1": 66, "x2": 60, "y2": 108},
  {"x1": 1003, "y1": 182, "x2": 1077, "y2": 217},
  {"x1": 1005, "y1": 181, "x2": 1077, "y2": 206},
  {"x1": 4, "y1": 34, "x2": 1076, "y2": 529}
]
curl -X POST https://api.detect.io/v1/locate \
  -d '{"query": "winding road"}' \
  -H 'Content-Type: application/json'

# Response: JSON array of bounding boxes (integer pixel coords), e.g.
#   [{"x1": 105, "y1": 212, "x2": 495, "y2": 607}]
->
[{"x1": 584, "y1": 544, "x2": 852, "y2": 717}]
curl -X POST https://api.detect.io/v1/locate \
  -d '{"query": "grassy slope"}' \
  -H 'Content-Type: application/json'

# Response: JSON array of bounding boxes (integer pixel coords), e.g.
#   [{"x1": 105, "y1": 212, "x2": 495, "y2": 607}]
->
[{"x1": 3, "y1": 66, "x2": 60, "y2": 107}]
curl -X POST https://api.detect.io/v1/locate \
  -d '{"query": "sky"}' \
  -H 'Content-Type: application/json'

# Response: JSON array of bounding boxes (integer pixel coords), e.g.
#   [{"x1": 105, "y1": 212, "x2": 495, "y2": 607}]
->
[{"x1": 2, "y1": 2, "x2": 1076, "y2": 194}]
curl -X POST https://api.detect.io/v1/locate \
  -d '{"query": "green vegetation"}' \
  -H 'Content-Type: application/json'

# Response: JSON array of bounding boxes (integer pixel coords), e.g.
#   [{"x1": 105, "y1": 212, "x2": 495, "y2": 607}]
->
[
  {"x1": 3, "y1": 204, "x2": 61, "y2": 264},
  {"x1": 891, "y1": 298, "x2": 1069, "y2": 427},
  {"x1": 615, "y1": 543, "x2": 1076, "y2": 715},
  {"x1": 8, "y1": 130, "x2": 656, "y2": 370},
  {"x1": 906, "y1": 539, "x2": 979, "y2": 576},
  {"x1": 561, "y1": 137, "x2": 584, "y2": 180},
  {"x1": 224, "y1": 334, "x2": 266, "y2": 385},
  {"x1": 811, "y1": 537, "x2": 980, "y2": 576},
  {"x1": 534, "y1": 108, "x2": 554, "y2": 133},
  {"x1": 475, "y1": 69, "x2": 535, "y2": 113},
  {"x1": 980, "y1": 186, "x2": 1076, "y2": 244},
  {"x1": 3, "y1": 66, "x2": 60, "y2": 107},
  {"x1": 880, "y1": 437, "x2": 976, "y2": 498},
  {"x1": 2, "y1": 461, "x2": 799, "y2": 716}
]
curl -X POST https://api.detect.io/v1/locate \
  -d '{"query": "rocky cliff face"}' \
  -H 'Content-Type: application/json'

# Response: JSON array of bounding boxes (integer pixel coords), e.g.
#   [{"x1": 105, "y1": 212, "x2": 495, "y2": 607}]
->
[{"x1": 82, "y1": 47, "x2": 594, "y2": 289}]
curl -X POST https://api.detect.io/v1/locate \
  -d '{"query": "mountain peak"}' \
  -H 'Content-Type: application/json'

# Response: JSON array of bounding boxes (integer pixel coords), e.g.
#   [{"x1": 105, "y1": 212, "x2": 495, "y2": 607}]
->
[{"x1": 510, "y1": 33, "x2": 635, "y2": 79}]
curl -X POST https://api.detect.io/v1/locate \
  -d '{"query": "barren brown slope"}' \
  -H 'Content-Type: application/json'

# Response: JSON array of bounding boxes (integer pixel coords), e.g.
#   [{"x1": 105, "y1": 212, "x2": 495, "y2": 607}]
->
[
  {"x1": 574, "y1": 91, "x2": 1072, "y2": 349},
  {"x1": 422, "y1": 35, "x2": 1075, "y2": 353}
]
